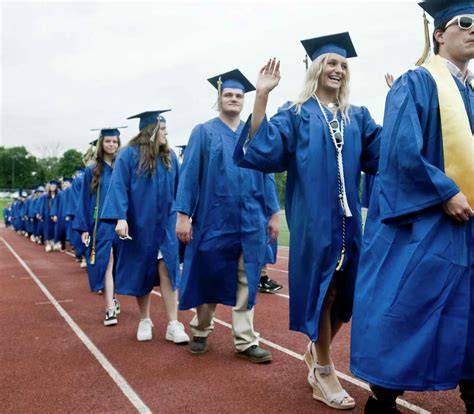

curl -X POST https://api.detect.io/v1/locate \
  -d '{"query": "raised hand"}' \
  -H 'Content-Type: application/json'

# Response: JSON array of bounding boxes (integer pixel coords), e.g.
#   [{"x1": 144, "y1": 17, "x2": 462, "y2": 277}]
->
[
  {"x1": 256, "y1": 58, "x2": 281, "y2": 94},
  {"x1": 385, "y1": 73, "x2": 394, "y2": 89}
]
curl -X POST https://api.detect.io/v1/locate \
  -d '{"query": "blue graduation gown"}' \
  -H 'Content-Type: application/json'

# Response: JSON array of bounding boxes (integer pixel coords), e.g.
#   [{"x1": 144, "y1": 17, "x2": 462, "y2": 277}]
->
[
  {"x1": 175, "y1": 117, "x2": 280, "y2": 311},
  {"x1": 52, "y1": 190, "x2": 68, "y2": 243},
  {"x1": 73, "y1": 163, "x2": 117, "y2": 292},
  {"x1": 3, "y1": 206, "x2": 11, "y2": 226},
  {"x1": 350, "y1": 68, "x2": 474, "y2": 390},
  {"x1": 40, "y1": 193, "x2": 55, "y2": 241},
  {"x1": 24, "y1": 198, "x2": 34, "y2": 234},
  {"x1": 360, "y1": 173, "x2": 375, "y2": 209},
  {"x1": 10, "y1": 201, "x2": 18, "y2": 230},
  {"x1": 67, "y1": 175, "x2": 86, "y2": 256},
  {"x1": 100, "y1": 146, "x2": 180, "y2": 297},
  {"x1": 234, "y1": 99, "x2": 381, "y2": 340},
  {"x1": 32, "y1": 197, "x2": 43, "y2": 237}
]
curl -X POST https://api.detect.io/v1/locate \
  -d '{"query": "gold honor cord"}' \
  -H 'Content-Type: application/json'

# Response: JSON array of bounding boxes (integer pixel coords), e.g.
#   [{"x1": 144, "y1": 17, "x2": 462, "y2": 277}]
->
[
  {"x1": 90, "y1": 178, "x2": 101, "y2": 265},
  {"x1": 415, "y1": 12, "x2": 431, "y2": 66},
  {"x1": 423, "y1": 55, "x2": 474, "y2": 205}
]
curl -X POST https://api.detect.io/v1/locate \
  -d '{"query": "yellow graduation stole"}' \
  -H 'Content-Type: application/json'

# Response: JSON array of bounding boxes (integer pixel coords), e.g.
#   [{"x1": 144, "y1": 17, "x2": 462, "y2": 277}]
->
[{"x1": 422, "y1": 55, "x2": 474, "y2": 206}]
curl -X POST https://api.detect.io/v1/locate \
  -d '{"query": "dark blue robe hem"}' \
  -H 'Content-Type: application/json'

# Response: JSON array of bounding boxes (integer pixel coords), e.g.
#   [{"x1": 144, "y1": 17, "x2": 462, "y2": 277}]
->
[
  {"x1": 350, "y1": 366, "x2": 460, "y2": 391},
  {"x1": 115, "y1": 288, "x2": 155, "y2": 297},
  {"x1": 179, "y1": 298, "x2": 256, "y2": 311}
]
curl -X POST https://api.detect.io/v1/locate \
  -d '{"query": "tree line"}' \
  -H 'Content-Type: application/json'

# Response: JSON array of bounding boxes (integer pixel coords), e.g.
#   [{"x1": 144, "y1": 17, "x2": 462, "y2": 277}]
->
[{"x1": 0, "y1": 147, "x2": 83, "y2": 190}]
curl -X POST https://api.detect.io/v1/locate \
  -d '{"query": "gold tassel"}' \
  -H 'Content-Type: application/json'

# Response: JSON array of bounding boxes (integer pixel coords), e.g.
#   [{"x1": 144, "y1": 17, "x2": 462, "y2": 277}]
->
[
  {"x1": 415, "y1": 12, "x2": 431, "y2": 66},
  {"x1": 90, "y1": 249, "x2": 95, "y2": 265},
  {"x1": 335, "y1": 248, "x2": 345, "y2": 272},
  {"x1": 217, "y1": 76, "x2": 223, "y2": 99},
  {"x1": 303, "y1": 54, "x2": 309, "y2": 71}
]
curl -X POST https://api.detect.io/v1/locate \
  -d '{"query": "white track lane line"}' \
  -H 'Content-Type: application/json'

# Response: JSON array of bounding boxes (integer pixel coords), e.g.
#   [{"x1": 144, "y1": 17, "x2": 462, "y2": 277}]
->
[
  {"x1": 151, "y1": 289, "x2": 430, "y2": 414},
  {"x1": 2, "y1": 237, "x2": 152, "y2": 414}
]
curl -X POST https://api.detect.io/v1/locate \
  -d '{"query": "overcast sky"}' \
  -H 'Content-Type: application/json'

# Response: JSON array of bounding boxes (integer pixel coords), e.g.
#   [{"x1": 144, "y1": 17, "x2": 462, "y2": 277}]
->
[{"x1": 1, "y1": 0, "x2": 467, "y2": 157}]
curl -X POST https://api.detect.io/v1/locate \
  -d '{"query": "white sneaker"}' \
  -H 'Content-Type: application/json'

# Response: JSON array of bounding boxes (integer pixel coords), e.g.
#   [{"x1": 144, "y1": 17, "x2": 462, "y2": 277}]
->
[
  {"x1": 166, "y1": 320, "x2": 190, "y2": 344},
  {"x1": 53, "y1": 242, "x2": 61, "y2": 251},
  {"x1": 80, "y1": 258, "x2": 87, "y2": 268},
  {"x1": 137, "y1": 318, "x2": 153, "y2": 341},
  {"x1": 45, "y1": 243, "x2": 52, "y2": 253}
]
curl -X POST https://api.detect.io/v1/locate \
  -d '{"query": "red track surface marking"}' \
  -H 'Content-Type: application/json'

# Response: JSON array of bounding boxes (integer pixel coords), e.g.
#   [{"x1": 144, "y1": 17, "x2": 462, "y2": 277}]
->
[{"x1": 0, "y1": 228, "x2": 465, "y2": 413}]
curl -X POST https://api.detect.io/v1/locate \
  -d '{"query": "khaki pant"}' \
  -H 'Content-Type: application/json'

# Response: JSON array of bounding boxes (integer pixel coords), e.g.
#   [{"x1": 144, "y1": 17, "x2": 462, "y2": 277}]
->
[{"x1": 190, "y1": 254, "x2": 259, "y2": 352}]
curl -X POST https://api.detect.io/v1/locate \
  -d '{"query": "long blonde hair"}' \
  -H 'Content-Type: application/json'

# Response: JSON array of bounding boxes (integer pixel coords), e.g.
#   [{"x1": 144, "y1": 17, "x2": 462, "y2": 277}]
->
[{"x1": 293, "y1": 53, "x2": 351, "y2": 121}]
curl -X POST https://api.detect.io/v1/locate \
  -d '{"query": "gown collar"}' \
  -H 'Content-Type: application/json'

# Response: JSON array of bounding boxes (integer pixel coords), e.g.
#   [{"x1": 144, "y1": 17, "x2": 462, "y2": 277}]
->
[{"x1": 215, "y1": 116, "x2": 244, "y2": 135}]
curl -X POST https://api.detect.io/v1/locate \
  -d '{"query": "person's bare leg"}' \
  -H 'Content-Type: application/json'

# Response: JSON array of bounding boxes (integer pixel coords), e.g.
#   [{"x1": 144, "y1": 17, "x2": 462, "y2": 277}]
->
[
  {"x1": 315, "y1": 278, "x2": 337, "y2": 365},
  {"x1": 136, "y1": 294, "x2": 151, "y2": 319},
  {"x1": 158, "y1": 260, "x2": 178, "y2": 321},
  {"x1": 330, "y1": 319, "x2": 343, "y2": 342},
  {"x1": 103, "y1": 251, "x2": 115, "y2": 310},
  {"x1": 312, "y1": 277, "x2": 354, "y2": 405}
]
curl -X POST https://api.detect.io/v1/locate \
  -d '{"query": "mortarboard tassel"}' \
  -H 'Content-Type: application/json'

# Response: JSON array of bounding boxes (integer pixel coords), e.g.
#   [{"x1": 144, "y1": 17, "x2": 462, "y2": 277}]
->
[
  {"x1": 415, "y1": 12, "x2": 431, "y2": 66},
  {"x1": 217, "y1": 76, "x2": 223, "y2": 99},
  {"x1": 303, "y1": 54, "x2": 309, "y2": 71}
]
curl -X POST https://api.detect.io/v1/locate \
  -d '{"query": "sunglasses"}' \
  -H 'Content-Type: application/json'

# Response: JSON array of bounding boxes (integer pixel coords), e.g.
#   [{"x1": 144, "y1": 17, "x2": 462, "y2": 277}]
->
[
  {"x1": 445, "y1": 15, "x2": 474, "y2": 30},
  {"x1": 329, "y1": 119, "x2": 343, "y2": 145}
]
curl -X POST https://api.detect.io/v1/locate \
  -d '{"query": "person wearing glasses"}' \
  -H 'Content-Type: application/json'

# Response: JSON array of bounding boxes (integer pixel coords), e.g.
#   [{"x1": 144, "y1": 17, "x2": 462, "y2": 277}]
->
[
  {"x1": 101, "y1": 111, "x2": 189, "y2": 344},
  {"x1": 234, "y1": 33, "x2": 381, "y2": 409},
  {"x1": 175, "y1": 69, "x2": 280, "y2": 363},
  {"x1": 73, "y1": 129, "x2": 122, "y2": 326},
  {"x1": 350, "y1": 1, "x2": 474, "y2": 413}
]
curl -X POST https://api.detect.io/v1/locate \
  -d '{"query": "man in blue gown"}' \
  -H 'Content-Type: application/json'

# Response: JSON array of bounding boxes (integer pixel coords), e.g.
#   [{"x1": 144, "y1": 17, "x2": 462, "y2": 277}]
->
[
  {"x1": 350, "y1": 1, "x2": 474, "y2": 413},
  {"x1": 175, "y1": 69, "x2": 280, "y2": 363}
]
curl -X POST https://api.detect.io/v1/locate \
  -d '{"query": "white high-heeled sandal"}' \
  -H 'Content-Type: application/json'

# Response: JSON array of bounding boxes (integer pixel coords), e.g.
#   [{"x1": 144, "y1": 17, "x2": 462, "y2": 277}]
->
[
  {"x1": 308, "y1": 362, "x2": 356, "y2": 410},
  {"x1": 303, "y1": 341, "x2": 317, "y2": 370}
]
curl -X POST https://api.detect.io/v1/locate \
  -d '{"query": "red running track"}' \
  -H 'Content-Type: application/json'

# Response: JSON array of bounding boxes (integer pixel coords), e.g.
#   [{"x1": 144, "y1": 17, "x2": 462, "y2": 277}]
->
[{"x1": 0, "y1": 228, "x2": 464, "y2": 413}]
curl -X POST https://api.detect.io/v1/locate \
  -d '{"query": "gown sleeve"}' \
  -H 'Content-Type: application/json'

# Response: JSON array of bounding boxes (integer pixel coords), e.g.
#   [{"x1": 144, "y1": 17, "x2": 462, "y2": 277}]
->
[
  {"x1": 234, "y1": 102, "x2": 296, "y2": 173},
  {"x1": 73, "y1": 166, "x2": 93, "y2": 233},
  {"x1": 378, "y1": 70, "x2": 459, "y2": 224},
  {"x1": 357, "y1": 106, "x2": 382, "y2": 175},
  {"x1": 264, "y1": 173, "x2": 280, "y2": 217},
  {"x1": 100, "y1": 149, "x2": 131, "y2": 221},
  {"x1": 174, "y1": 124, "x2": 205, "y2": 217}
]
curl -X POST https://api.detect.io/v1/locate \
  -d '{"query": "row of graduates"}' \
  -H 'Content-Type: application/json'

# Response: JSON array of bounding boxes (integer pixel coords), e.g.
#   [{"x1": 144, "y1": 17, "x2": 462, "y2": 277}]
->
[
  {"x1": 6, "y1": 0, "x2": 474, "y2": 411},
  {"x1": 4, "y1": 177, "x2": 87, "y2": 264}
]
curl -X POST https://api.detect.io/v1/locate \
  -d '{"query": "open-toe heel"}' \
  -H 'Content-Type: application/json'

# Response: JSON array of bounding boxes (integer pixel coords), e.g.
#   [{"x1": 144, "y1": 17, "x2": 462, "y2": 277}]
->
[
  {"x1": 309, "y1": 362, "x2": 356, "y2": 410},
  {"x1": 303, "y1": 341, "x2": 317, "y2": 371}
]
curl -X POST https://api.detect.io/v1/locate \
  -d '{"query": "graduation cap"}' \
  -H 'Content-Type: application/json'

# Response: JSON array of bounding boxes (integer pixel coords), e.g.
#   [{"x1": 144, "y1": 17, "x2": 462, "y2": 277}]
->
[
  {"x1": 127, "y1": 110, "x2": 171, "y2": 131},
  {"x1": 35, "y1": 186, "x2": 45, "y2": 193},
  {"x1": 90, "y1": 126, "x2": 127, "y2": 137},
  {"x1": 416, "y1": 1, "x2": 474, "y2": 65},
  {"x1": 419, "y1": 0, "x2": 474, "y2": 27},
  {"x1": 301, "y1": 32, "x2": 357, "y2": 62},
  {"x1": 49, "y1": 179, "x2": 60, "y2": 186},
  {"x1": 207, "y1": 69, "x2": 255, "y2": 97},
  {"x1": 62, "y1": 177, "x2": 73, "y2": 183}
]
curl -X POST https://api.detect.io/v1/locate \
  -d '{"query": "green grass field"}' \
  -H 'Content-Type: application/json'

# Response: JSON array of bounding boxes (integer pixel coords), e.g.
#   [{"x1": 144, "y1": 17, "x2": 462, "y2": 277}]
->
[
  {"x1": 0, "y1": 199, "x2": 10, "y2": 221},
  {"x1": 278, "y1": 212, "x2": 290, "y2": 247}
]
